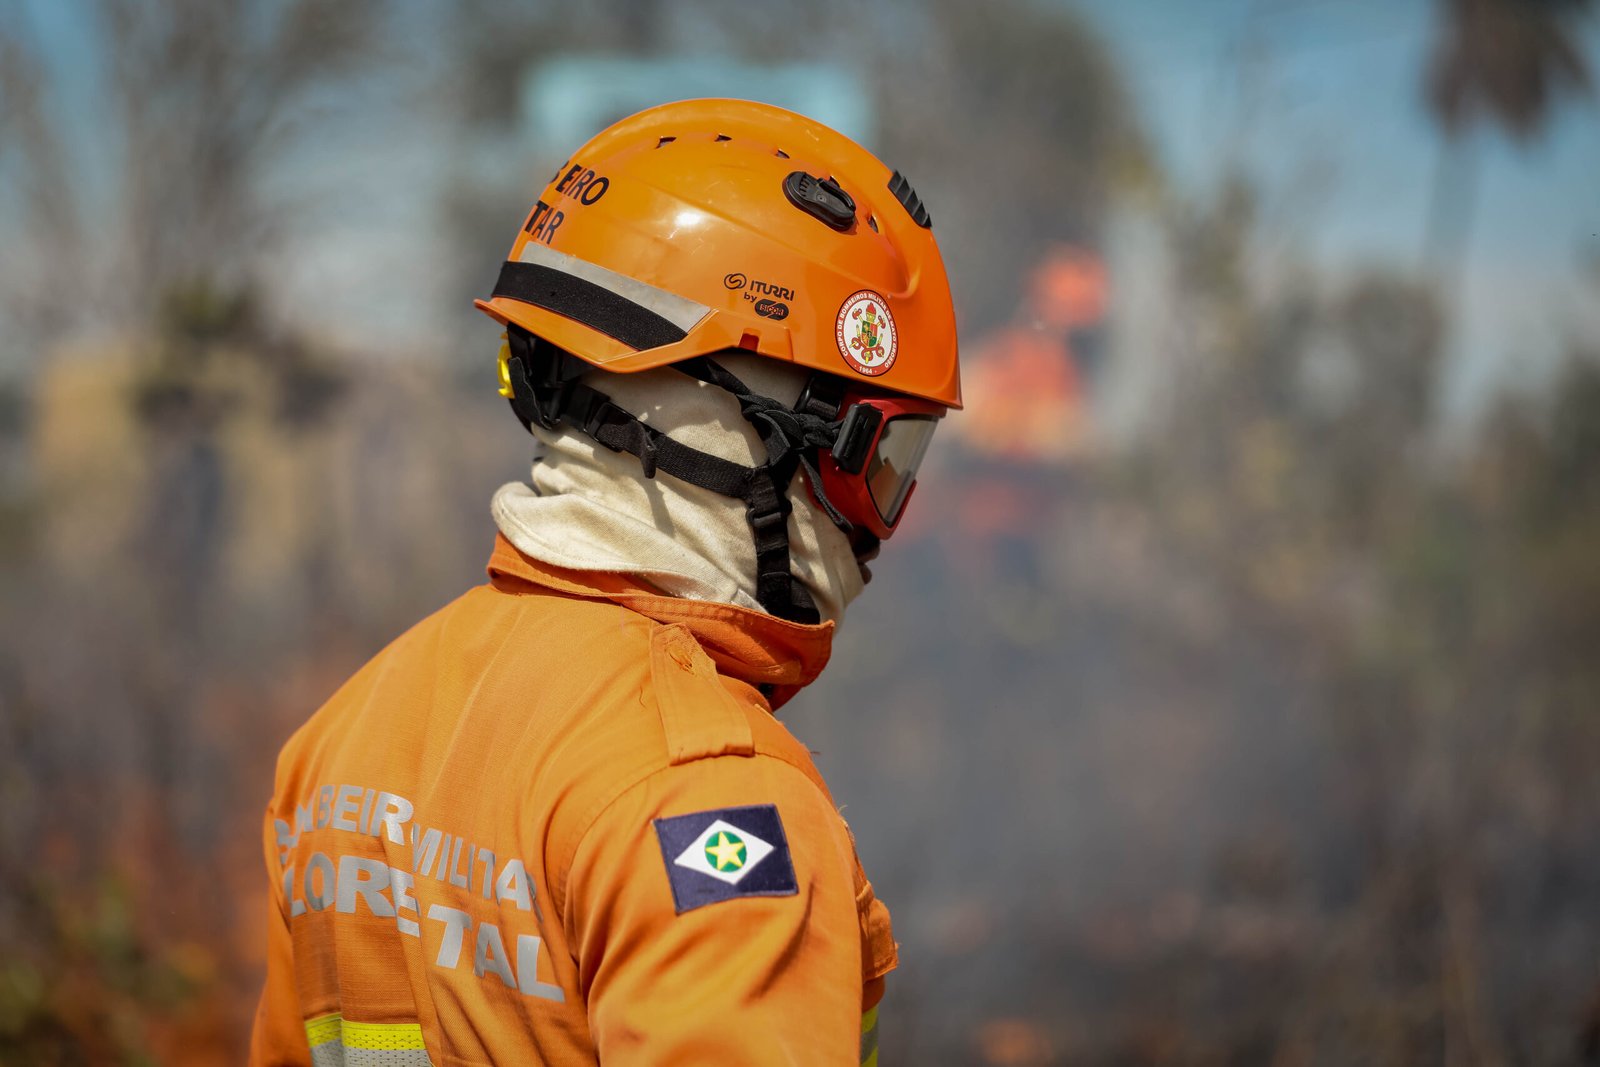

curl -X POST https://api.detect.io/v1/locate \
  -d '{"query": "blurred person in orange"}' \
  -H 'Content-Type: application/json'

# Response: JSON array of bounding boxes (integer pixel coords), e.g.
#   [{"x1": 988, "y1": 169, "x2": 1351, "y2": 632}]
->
[
  {"x1": 249, "y1": 99, "x2": 961, "y2": 1065},
  {"x1": 938, "y1": 246, "x2": 1103, "y2": 586},
  {"x1": 955, "y1": 245, "x2": 1103, "y2": 465}
]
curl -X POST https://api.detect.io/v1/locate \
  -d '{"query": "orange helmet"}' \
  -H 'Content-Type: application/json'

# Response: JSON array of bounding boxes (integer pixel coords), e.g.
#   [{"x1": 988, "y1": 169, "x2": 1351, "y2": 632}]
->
[
  {"x1": 475, "y1": 97, "x2": 960, "y2": 407},
  {"x1": 475, "y1": 98, "x2": 960, "y2": 623}
]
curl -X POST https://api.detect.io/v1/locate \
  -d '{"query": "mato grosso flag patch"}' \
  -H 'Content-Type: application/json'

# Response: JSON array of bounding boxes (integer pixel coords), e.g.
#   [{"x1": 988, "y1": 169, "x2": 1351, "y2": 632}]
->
[{"x1": 653, "y1": 804, "x2": 798, "y2": 914}]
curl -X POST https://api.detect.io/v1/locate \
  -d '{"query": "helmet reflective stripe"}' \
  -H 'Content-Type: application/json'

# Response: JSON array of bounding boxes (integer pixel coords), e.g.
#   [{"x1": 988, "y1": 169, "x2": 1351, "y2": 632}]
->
[
  {"x1": 492, "y1": 240, "x2": 712, "y2": 353},
  {"x1": 512, "y1": 239, "x2": 712, "y2": 338}
]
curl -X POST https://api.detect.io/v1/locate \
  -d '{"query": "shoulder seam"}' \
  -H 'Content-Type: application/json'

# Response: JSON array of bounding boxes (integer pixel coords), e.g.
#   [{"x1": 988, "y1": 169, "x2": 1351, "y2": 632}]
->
[{"x1": 649, "y1": 624, "x2": 755, "y2": 765}]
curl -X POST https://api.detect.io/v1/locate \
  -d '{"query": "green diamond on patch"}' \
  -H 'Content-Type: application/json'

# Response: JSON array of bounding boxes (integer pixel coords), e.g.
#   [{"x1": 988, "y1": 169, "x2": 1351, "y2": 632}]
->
[{"x1": 704, "y1": 830, "x2": 747, "y2": 872}]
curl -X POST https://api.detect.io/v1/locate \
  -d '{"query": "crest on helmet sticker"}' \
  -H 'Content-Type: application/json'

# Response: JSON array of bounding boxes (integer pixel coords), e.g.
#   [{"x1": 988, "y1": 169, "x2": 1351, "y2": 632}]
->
[{"x1": 836, "y1": 290, "x2": 898, "y2": 377}]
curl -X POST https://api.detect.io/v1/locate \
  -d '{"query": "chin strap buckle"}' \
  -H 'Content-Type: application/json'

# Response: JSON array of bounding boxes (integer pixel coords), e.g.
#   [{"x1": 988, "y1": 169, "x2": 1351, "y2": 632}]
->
[
  {"x1": 566, "y1": 385, "x2": 661, "y2": 478},
  {"x1": 743, "y1": 473, "x2": 793, "y2": 538},
  {"x1": 745, "y1": 497, "x2": 793, "y2": 534}
]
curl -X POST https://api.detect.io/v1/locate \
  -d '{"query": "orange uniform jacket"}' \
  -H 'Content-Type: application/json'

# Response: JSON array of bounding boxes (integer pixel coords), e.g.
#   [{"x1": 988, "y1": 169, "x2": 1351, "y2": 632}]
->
[{"x1": 250, "y1": 536, "x2": 895, "y2": 1066}]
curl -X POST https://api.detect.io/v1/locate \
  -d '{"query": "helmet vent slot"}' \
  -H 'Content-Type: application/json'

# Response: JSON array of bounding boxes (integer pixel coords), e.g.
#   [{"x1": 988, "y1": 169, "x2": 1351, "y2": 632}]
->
[
  {"x1": 714, "y1": 133, "x2": 732, "y2": 142},
  {"x1": 887, "y1": 169, "x2": 933, "y2": 228},
  {"x1": 656, "y1": 136, "x2": 676, "y2": 148},
  {"x1": 867, "y1": 215, "x2": 879, "y2": 233},
  {"x1": 775, "y1": 148, "x2": 790, "y2": 158}
]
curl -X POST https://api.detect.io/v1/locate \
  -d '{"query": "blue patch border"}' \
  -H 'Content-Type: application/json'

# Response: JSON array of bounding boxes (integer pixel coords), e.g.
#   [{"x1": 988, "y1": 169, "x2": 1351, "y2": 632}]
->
[{"x1": 652, "y1": 803, "x2": 799, "y2": 914}]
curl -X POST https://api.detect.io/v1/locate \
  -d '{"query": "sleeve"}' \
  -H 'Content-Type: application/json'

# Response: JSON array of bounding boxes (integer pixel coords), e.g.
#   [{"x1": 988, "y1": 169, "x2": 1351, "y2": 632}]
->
[
  {"x1": 564, "y1": 754, "x2": 869, "y2": 1066},
  {"x1": 248, "y1": 806, "x2": 311, "y2": 1067}
]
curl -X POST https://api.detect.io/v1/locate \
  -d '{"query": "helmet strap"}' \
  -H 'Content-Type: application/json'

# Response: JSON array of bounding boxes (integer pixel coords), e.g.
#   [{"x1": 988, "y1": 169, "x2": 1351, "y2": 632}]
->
[{"x1": 502, "y1": 328, "x2": 856, "y2": 625}]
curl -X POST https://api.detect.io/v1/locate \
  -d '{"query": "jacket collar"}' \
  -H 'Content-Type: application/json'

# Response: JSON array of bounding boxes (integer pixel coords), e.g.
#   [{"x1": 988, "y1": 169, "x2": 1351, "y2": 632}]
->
[{"x1": 486, "y1": 535, "x2": 834, "y2": 710}]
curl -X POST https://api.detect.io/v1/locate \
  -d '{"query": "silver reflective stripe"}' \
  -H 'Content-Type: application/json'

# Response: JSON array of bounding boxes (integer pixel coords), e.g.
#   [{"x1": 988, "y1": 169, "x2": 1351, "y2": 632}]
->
[
  {"x1": 346, "y1": 1050, "x2": 433, "y2": 1067},
  {"x1": 305, "y1": 1013, "x2": 434, "y2": 1067},
  {"x1": 310, "y1": 1047, "x2": 433, "y2": 1067},
  {"x1": 515, "y1": 239, "x2": 711, "y2": 334}
]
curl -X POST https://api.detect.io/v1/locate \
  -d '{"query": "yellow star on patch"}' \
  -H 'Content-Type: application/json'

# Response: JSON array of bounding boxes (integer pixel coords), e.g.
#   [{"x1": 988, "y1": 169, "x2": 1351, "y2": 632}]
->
[
  {"x1": 704, "y1": 831, "x2": 747, "y2": 871},
  {"x1": 662, "y1": 809, "x2": 791, "y2": 903}
]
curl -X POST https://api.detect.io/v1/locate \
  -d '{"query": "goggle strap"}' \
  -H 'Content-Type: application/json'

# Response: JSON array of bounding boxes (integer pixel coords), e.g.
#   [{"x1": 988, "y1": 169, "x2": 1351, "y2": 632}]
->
[{"x1": 797, "y1": 453, "x2": 855, "y2": 533}]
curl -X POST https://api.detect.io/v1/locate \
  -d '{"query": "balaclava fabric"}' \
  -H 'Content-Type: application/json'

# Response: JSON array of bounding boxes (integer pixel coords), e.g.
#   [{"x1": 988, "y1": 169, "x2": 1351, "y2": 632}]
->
[{"x1": 492, "y1": 353, "x2": 865, "y2": 624}]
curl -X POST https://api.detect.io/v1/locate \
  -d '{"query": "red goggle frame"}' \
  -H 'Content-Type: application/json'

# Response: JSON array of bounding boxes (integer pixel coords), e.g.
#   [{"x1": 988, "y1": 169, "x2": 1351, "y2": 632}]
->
[{"x1": 801, "y1": 383, "x2": 946, "y2": 541}]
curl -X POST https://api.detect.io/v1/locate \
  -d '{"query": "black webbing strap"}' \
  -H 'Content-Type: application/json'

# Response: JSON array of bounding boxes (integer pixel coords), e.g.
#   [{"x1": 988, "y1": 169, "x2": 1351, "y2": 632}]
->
[
  {"x1": 675, "y1": 357, "x2": 856, "y2": 533},
  {"x1": 567, "y1": 382, "x2": 752, "y2": 494},
  {"x1": 500, "y1": 322, "x2": 862, "y2": 623},
  {"x1": 745, "y1": 462, "x2": 808, "y2": 619},
  {"x1": 492, "y1": 261, "x2": 689, "y2": 351},
  {"x1": 507, "y1": 343, "x2": 821, "y2": 622},
  {"x1": 505, "y1": 328, "x2": 589, "y2": 433},
  {"x1": 567, "y1": 380, "x2": 820, "y2": 623}
]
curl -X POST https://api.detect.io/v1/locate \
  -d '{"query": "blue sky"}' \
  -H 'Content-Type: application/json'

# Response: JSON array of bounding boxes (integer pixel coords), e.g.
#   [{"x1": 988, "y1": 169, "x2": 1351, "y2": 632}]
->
[
  {"x1": 1075, "y1": 0, "x2": 1600, "y2": 419},
  {"x1": 1081, "y1": 0, "x2": 1598, "y2": 261}
]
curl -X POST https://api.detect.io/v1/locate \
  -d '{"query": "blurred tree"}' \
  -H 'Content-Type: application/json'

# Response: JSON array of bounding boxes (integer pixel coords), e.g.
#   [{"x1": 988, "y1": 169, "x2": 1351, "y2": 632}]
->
[
  {"x1": 0, "y1": 1, "x2": 388, "y2": 1061},
  {"x1": 872, "y1": 0, "x2": 1149, "y2": 336},
  {"x1": 838, "y1": 157, "x2": 1599, "y2": 1061},
  {"x1": 1422, "y1": 0, "x2": 1594, "y2": 267},
  {"x1": 0, "y1": 0, "x2": 386, "y2": 352},
  {"x1": 1428, "y1": 0, "x2": 1595, "y2": 138},
  {"x1": 1115, "y1": 169, "x2": 1600, "y2": 1063}
]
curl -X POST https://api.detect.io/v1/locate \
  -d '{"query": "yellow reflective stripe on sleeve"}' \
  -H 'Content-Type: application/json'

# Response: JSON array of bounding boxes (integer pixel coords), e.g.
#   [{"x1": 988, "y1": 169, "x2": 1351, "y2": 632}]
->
[
  {"x1": 861, "y1": 1005, "x2": 880, "y2": 1067},
  {"x1": 305, "y1": 1012, "x2": 342, "y2": 1048},
  {"x1": 341, "y1": 1019, "x2": 428, "y2": 1051},
  {"x1": 304, "y1": 1012, "x2": 434, "y2": 1067}
]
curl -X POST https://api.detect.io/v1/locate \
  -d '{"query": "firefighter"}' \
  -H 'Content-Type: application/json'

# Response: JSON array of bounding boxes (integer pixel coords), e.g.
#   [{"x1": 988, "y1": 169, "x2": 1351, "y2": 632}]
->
[{"x1": 250, "y1": 98, "x2": 961, "y2": 1065}]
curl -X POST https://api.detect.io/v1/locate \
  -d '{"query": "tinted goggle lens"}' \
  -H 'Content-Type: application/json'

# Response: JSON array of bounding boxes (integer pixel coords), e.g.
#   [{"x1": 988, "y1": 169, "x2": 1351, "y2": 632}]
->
[{"x1": 865, "y1": 415, "x2": 938, "y2": 526}]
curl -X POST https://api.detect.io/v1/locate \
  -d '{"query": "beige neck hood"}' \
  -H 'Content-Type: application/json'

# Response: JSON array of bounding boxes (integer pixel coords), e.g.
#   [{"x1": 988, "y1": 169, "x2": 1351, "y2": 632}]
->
[{"x1": 491, "y1": 353, "x2": 864, "y2": 624}]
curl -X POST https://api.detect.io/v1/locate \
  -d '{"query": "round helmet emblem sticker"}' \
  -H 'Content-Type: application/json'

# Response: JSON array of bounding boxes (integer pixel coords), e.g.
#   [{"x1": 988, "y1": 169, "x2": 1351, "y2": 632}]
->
[{"x1": 835, "y1": 290, "x2": 898, "y2": 377}]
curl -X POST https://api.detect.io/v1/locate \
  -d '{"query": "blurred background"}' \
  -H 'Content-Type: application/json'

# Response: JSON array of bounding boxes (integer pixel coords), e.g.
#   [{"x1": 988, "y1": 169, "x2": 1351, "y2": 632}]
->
[{"x1": 1, "y1": 0, "x2": 1598, "y2": 1063}]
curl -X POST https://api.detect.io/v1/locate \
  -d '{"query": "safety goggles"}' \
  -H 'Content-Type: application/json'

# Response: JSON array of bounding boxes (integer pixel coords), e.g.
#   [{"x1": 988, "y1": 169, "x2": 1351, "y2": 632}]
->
[{"x1": 800, "y1": 381, "x2": 946, "y2": 540}]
